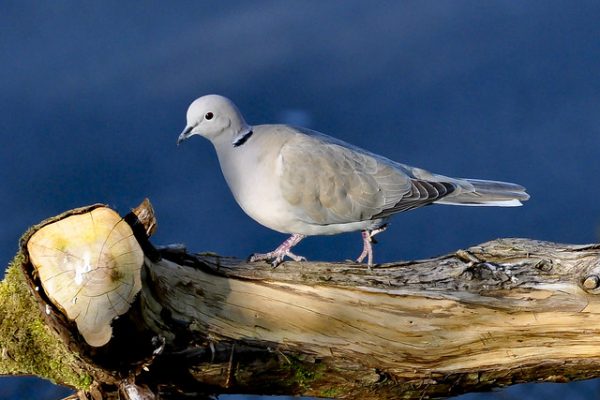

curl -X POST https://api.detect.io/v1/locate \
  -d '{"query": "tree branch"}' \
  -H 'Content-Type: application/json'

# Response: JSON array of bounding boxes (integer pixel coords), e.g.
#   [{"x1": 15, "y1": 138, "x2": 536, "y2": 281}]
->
[{"x1": 2, "y1": 200, "x2": 600, "y2": 399}]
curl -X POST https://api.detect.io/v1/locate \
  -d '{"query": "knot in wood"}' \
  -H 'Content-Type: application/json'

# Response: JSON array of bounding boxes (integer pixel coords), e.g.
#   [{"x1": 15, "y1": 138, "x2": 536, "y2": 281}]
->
[
  {"x1": 582, "y1": 275, "x2": 600, "y2": 291},
  {"x1": 463, "y1": 262, "x2": 511, "y2": 284},
  {"x1": 534, "y1": 259, "x2": 553, "y2": 272}
]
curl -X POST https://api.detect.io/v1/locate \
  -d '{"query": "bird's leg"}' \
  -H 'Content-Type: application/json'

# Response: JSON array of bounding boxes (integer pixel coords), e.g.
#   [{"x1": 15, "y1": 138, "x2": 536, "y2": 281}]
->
[
  {"x1": 356, "y1": 224, "x2": 388, "y2": 268},
  {"x1": 356, "y1": 231, "x2": 372, "y2": 265},
  {"x1": 249, "y1": 233, "x2": 307, "y2": 267}
]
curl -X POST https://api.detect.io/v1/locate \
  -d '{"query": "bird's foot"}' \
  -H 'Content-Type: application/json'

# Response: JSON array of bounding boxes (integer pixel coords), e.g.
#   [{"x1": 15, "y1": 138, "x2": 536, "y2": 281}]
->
[
  {"x1": 355, "y1": 225, "x2": 388, "y2": 268},
  {"x1": 248, "y1": 233, "x2": 306, "y2": 268},
  {"x1": 249, "y1": 250, "x2": 306, "y2": 267}
]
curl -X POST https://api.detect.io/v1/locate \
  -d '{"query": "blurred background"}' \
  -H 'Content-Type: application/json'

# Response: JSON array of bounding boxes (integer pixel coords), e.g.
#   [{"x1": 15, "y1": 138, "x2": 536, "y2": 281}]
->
[{"x1": 2, "y1": 1, "x2": 600, "y2": 399}]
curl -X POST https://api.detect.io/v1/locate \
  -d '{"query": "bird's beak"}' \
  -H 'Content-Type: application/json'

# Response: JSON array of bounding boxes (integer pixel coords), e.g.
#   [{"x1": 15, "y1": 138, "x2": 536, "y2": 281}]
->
[{"x1": 177, "y1": 125, "x2": 194, "y2": 146}]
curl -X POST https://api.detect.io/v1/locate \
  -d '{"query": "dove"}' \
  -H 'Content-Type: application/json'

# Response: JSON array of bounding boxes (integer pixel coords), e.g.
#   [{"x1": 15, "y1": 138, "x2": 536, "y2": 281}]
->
[{"x1": 177, "y1": 94, "x2": 529, "y2": 267}]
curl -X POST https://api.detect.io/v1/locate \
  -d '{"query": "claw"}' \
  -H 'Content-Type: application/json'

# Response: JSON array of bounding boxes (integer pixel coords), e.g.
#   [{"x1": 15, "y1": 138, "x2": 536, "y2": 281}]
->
[{"x1": 249, "y1": 234, "x2": 306, "y2": 267}]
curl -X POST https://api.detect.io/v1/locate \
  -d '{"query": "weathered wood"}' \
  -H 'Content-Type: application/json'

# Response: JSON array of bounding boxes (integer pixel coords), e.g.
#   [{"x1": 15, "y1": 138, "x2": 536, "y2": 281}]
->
[
  {"x1": 2, "y1": 201, "x2": 600, "y2": 399},
  {"x1": 140, "y1": 239, "x2": 600, "y2": 398}
]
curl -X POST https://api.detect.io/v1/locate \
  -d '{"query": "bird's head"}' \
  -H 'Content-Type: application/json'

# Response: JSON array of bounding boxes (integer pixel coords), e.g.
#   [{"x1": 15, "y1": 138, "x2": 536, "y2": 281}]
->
[{"x1": 177, "y1": 94, "x2": 251, "y2": 146}]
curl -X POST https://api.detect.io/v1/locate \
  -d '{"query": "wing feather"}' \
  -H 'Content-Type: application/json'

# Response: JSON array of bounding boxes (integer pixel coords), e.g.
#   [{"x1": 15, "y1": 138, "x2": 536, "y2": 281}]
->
[{"x1": 278, "y1": 130, "x2": 456, "y2": 225}]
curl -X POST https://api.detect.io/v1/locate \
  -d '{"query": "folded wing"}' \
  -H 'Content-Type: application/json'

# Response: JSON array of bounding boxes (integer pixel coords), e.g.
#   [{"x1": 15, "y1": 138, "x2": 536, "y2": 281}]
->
[{"x1": 278, "y1": 131, "x2": 457, "y2": 225}]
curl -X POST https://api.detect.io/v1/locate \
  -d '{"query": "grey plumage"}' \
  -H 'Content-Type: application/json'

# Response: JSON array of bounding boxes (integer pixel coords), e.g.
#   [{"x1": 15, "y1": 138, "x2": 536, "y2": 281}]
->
[{"x1": 177, "y1": 94, "x2": 529, "y2": 266}]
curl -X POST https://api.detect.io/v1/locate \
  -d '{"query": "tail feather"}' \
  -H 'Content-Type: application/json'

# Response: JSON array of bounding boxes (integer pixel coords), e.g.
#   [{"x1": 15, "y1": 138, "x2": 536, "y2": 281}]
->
[{"x1": 435, "y1": 178, "x2": 530, "y2": 207}]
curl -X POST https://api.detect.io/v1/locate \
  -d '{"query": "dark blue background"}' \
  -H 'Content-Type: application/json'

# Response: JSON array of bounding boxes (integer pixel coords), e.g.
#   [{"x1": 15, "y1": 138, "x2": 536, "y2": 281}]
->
[{"x1": 2, "y1": 2, "x2": 600, "y2": 399}]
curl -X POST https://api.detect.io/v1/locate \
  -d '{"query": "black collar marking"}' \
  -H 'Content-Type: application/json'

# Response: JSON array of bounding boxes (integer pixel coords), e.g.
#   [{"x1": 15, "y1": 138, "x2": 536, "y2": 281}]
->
[{"x1": 233, "y1": 130, "x2": 254, "y2": 147}]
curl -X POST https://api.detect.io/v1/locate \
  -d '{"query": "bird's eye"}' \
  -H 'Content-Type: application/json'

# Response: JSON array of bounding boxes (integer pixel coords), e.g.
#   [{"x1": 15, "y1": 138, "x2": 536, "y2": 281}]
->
[{"x1": 205, "y1": 112, "x2": 214, "y2": 120}]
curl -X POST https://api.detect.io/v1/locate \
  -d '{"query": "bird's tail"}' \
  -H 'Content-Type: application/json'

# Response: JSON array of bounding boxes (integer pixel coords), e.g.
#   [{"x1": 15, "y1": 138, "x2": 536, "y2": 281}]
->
[{"x1": 434, "y1": 178, "x2": 530, "y2": 207}]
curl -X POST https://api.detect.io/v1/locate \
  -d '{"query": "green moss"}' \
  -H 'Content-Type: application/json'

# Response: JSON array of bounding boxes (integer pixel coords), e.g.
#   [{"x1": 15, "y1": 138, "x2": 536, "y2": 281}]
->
[
  {"x1": 0, "y1": 253, "x2": 92, "y2": 389},
  {"x1": 319, "y1": 387, "x2": 341, "y2": 398},
  {"x1": 283, "y1": 356, "x2": 325, "y2": 390}
]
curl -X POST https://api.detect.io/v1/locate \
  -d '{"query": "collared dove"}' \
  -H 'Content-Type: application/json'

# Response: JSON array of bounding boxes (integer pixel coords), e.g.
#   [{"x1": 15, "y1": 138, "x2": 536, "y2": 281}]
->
[{"x1": 177, "y1": 94, "x2": 529, "y2": 267}]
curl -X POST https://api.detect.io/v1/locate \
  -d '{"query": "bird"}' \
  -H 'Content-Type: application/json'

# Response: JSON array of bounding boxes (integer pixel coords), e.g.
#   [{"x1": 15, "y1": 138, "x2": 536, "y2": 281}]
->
[{"x1": 177, "y1": 94, "x2": 529, "y2": 267}]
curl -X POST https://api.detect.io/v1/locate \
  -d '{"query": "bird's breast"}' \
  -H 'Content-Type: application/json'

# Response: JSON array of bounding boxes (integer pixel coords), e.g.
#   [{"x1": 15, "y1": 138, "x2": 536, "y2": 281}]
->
[{"x1": 216, "y1": 143, "x2": 300, "y2": 233}]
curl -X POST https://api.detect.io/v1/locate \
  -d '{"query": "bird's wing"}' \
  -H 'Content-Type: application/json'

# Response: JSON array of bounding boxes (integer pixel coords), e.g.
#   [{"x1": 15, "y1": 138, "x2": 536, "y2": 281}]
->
[{"x1": 277, "y1": 131, "x2": 455, "y2": 225}]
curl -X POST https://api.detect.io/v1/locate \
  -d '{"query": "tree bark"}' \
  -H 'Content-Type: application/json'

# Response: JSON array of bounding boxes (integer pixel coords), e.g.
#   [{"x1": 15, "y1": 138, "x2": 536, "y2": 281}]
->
[{"x1": 2, "y1": 200, "x2": 600, "y2": 399}]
